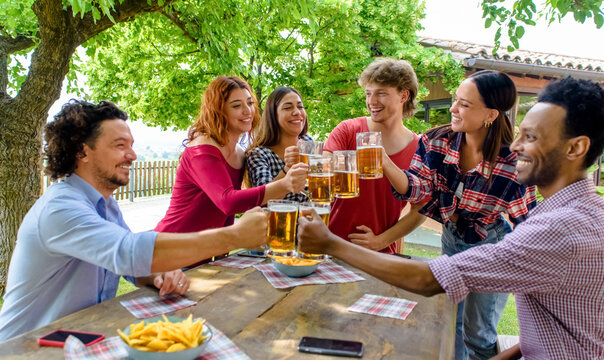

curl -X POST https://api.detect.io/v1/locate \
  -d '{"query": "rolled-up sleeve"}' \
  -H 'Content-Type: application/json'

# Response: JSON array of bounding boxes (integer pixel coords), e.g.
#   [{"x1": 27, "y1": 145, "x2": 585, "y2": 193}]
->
[
  {"x1": 430, "y1": 217, "x2": 569, "y2": 304},
  {"x1": 39, "y1": 193, "x2": 156, "y2": 277}
]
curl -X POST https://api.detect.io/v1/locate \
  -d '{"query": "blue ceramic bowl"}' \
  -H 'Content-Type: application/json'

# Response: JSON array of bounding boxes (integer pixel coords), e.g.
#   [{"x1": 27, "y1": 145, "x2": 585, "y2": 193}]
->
[
  {"x1": 121, "y1": 316, "x2": 212, "y2": 360},
  {"x1": 272, "y1": 258, "x2": 319, "y2": 277}
]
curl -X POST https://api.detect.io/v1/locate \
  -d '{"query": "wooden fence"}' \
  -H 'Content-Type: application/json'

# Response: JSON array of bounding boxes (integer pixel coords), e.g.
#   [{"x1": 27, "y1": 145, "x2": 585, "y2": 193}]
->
[{"x1": 42, "y1": 160, "x2": 179, "y2": 201}]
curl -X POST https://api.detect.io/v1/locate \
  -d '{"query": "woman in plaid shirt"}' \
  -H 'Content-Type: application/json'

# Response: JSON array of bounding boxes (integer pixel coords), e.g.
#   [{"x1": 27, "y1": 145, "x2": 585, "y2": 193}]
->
[
  {"x1": 246, "y1": 87, "x2": 313, "y2": 202},
  {"x1": 383, "y1": 71, "x2": 537, "y2": 360}
]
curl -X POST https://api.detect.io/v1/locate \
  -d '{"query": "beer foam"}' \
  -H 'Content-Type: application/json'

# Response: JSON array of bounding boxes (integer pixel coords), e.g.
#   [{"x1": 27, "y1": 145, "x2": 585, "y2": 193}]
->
[{"x1": 269, "y1": 204, "x2": 298, "y2": 212}]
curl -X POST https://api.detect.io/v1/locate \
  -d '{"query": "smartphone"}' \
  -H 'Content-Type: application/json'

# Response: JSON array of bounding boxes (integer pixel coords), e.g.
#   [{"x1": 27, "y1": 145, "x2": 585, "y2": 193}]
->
[
  {"x1": 37, "y1": 329, "x2": 105, "y2": 347},
  {"x1": 298, "y1": 336, "x2": 364, "y2": 357}
]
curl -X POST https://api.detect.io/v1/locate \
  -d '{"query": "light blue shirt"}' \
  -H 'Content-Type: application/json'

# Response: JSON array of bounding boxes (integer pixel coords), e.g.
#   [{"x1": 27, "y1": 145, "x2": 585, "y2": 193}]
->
[{"x1": 0, "y1": 174, "x2": 156, "y2": 341}]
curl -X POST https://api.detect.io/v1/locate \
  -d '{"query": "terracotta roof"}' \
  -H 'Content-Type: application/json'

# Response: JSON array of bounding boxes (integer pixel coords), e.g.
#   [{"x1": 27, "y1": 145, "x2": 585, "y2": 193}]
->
[{"x1": 419, "y1": 37, "x2": 604, "y2": 73}]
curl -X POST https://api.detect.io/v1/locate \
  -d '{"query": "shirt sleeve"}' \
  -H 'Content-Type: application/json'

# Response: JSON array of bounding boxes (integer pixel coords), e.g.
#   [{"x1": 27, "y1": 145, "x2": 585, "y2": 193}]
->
[
  {"x1": 429, "y1": 216, "x2": 569, "y2": 304},
  {"x1": 186, "y1": 151, "x2": 265, "y2": 215},
  {"x1": 38, "y1": 193, "x2": 156, "y2": 278},
  {"x1": 324, "y1": 121, "x2": 352, "y2": 152},
  {"x1": 392, "y1": 135, "x2": 435, "y2": 203},
  {"x1": 246, "y1": 148, "x2": 278, "y2": 187}
]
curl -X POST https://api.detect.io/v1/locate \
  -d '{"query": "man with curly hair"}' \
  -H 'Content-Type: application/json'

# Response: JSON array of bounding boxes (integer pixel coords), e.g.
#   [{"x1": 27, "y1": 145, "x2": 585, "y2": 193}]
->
[
  {"x1": 0, "y1": 100, "x2": 268, "y2": 341},
  {"x1": 298, "y1": 77, "x2": 604, "y2": 359}
]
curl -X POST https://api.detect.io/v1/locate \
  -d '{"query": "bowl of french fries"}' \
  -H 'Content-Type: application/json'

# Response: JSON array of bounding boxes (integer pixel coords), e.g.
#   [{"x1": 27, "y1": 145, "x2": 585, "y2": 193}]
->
[
  {"x1": 118, "y1": 314, "x2": 212, "y2": 360},
  {"x1": 272, "y1": 257, "x2": 320, "y2": 277}
]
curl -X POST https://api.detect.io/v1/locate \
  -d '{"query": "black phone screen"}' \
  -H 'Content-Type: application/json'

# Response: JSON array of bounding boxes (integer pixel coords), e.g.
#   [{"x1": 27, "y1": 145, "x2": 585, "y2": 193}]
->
[
  {"x1": 298, "y1": 336, "x2": 364, "y2": 357},
  {"x1": 41, "y1": 330, "x2": 103, "y2": 344}
]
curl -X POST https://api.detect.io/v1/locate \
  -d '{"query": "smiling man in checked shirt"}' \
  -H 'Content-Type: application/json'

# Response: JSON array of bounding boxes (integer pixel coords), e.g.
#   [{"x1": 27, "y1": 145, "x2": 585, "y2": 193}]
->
[{"x1": 298, "y1": 77, "x2": 604, "y2": 360}]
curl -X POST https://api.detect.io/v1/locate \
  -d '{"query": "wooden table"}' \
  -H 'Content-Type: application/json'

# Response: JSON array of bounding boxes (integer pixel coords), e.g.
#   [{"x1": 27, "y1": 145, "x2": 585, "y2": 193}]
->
[{"x1": 0, "y1": 259, "x2": 455, "y2": 359}]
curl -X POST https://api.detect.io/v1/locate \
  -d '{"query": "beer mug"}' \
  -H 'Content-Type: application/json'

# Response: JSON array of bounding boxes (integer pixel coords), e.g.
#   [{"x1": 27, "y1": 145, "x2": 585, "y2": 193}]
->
[
  {"x1": 297, "y1": 139, "x2": 324, "y2": 166},
  {"x1": 356, "y1": 132, "x2": 383, "y2": 179},
  {"x1": 297, "y1": 202, "x2": 330, "y2": 261},
  {"x1": 332, "y1": 150, "x2": 359, "y2": 198},
  {"x1": 307, "y1": 156, "x2": 334, "y2": 204},
  {"x1": 265, "y1": 200, "x2": 299, "y2": 257}
]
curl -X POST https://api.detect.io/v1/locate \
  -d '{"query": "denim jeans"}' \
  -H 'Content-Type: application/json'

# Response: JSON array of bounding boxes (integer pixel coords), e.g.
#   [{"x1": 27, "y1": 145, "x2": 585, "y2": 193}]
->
[{"x1": 441, "y1": 218, "x2": 512, "y2": 360}]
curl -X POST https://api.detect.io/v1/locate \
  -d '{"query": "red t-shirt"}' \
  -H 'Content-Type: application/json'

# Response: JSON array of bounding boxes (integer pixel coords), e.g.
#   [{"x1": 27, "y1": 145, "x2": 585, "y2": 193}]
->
[
  {"x1": 324, "y1": 117, "x2": 419, "y2": 254},
  {"x1": 155, "y1": 145, "x2": 265, "y2": 233}
]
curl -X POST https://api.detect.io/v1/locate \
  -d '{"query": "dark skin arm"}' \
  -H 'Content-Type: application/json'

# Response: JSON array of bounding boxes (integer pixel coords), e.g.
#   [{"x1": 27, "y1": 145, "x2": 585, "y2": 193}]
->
[
  {"x1": 297, "y1": 209, "x2": 443, "y2": 297},
  {"x1": 490, "y1": 344, "x2": 522, "y2": 360}
]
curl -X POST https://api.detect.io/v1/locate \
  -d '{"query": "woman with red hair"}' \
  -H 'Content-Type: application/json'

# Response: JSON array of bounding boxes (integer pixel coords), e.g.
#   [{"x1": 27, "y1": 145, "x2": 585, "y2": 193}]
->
[{"x1": 155, "y1": 76, "x2": 307, "y2": 242}]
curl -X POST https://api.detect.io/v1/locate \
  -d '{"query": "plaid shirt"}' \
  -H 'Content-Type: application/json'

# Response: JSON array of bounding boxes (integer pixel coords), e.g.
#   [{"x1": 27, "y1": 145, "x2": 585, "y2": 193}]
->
[
  {"x1": 246, "y1": 135, "x2": 312, "y2": 203},
  {"x1": 393, "y1": 131, "x2": 537, "y2": 244},
  {"x1": 430, "y1": 179, "x2": 604, "y2": 359}
]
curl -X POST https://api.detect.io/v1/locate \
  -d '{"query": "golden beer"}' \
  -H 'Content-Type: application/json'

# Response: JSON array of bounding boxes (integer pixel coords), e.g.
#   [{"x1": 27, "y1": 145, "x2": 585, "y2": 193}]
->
[
  {"x1": 298, "y1": 202, "x2": 330, "y2": 260},
  {"x1": 334, "y1": 171, "x2": 359, "y2": 198},
  {"x1": 300, "y1": 153, "x2": 310, "y2": 166},
  {"x1": 357, "y1": 146, "x2": 383, "y2": 179},
  {"x1": 308, "y1": 173, "x2": 334, "y2": 203},
  {"x1": 266, "y1": 202, "x2": 298, "y2": 257}
]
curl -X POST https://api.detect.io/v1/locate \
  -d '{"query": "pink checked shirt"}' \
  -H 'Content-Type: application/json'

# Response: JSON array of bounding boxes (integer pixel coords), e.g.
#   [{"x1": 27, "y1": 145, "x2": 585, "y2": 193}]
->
[{"x1": 430, "y1": 179, "x2": 604, "y2": 359}]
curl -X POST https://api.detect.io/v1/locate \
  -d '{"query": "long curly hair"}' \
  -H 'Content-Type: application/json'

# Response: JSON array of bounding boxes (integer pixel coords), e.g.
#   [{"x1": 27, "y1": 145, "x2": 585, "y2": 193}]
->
[
  {"x1": 44, "y1": 99, "x2": 128, "y2": 180},
  {"x1": 187, "y1": 76, "x2": 260, "y2": 147}
]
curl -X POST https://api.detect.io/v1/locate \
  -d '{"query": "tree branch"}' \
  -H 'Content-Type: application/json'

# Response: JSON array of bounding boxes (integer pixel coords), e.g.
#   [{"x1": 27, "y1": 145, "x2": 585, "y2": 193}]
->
[
  {"x1": 160, "y1": 9, "x2": 199, "y2": 45},
  {"x1": 0, "y1": 35, "x2": 36, "y2": 97}
]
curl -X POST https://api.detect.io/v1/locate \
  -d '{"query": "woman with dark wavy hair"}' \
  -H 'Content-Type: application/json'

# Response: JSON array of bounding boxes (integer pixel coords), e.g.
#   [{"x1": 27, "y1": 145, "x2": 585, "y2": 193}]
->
[
  {"x1": 245, "y1": 87, "x2": 312, "y2": 202},
  {"x1": 383, "y1": 70, "x2": 537, "y2": 359},
  {"x1": 155, "y1": 77, "x2": 307, "y2": 245}
]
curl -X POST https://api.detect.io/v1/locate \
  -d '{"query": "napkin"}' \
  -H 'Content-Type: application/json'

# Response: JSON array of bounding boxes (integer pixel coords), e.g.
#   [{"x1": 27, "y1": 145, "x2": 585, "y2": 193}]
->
[
  {"x1": 120, "y1": 294, "x2": 196, "y2": 319},
  {"x1": 210, "y1": 255, "x2": 266, "y2": 269},
  {"x1": 64, "y1": 323, "x2": 250, "y2": 360},
  {"x1": 347, "y1": 294, "x2": 417, "y2": 320},
  {"x1": 254, "y1": 260, "x2": 365, "y2": 289}
]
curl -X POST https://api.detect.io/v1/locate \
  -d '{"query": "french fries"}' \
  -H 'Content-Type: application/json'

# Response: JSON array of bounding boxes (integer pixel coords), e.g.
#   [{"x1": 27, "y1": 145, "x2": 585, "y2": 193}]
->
[
  {"x1": 118, "y1": 314, "x2": 209, "y2": 352},
  {"x1": 274, "y1": 257, "x2": 319, "y2": 266}
]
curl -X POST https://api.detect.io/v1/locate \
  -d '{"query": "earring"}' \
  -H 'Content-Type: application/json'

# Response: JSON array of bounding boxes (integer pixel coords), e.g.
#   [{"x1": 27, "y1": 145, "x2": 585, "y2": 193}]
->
[{"x1": 484, "y1": 121, "x2": 492, "y2": 128}]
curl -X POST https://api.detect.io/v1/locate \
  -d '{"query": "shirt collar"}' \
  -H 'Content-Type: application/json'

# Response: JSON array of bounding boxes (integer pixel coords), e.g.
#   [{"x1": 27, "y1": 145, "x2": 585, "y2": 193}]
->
[
  {"x1": 531, "y1": 178, "x2": 596, "y2": 215},
  {"x1": 63, "y1": 174, "x2": 106, "y2": 212}
]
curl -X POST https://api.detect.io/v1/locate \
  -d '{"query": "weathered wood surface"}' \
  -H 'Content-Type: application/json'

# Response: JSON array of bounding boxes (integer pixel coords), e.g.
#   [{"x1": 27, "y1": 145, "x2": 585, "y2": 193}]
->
[{"x1": 0, "y1": 260, "x2": 455, "y2": 359}]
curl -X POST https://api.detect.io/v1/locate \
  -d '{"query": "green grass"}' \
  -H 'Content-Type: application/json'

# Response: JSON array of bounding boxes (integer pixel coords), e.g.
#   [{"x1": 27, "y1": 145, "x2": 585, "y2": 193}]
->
[
  {"x1": 117, "y1": 277, "x2": 139, "y2": 297},
  {"x1": 403, "y1": 243, "x2": 519, "y2": 336}
]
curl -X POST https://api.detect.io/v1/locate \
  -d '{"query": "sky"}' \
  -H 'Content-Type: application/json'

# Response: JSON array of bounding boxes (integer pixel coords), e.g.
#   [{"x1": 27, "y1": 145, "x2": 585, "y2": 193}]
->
[
  {"x1": 420, "y1": 0, "x2": 604, "y2": 59},
  {"x1": 49, "y1": 0, "x2": 604, "y2": 152}
]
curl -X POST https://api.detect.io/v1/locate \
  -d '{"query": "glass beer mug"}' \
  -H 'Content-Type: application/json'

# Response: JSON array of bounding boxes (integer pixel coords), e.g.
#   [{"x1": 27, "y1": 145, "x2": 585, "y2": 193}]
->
[
  {"x1": 265, "y1": 200, "x2": 299, "y2": 257},
  {"x1": 356, "y1": 132, "x2": 383, "y2": 179},
  {"x1": 332, "y1": 150, "x2": 359, "y2": 198},
  {"x1": 307, "y1": 156, "x2": 334, "y2": 204},
  {"x1": 297, "y1": 201, "x2": 330, "y2": 261}
]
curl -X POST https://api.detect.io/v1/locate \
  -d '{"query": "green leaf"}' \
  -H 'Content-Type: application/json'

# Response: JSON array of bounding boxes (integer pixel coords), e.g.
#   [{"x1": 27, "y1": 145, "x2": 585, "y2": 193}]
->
[
  {"x1": 515, "y1": 25, "x2": 525, "y2": 38},
  {"x1": 595, "y1": 13, "x2": 603, "y2": 28},
  {"x1": 507, "y1": 44, "x2": 516, "y2": 52},
  {"x1": 485, "y1": 17, "x2": 493, "y2": 28}
]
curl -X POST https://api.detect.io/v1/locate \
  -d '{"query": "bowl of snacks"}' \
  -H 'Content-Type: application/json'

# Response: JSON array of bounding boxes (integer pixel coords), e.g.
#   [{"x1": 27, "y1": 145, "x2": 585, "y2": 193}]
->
[
  {"x1": 272, "y1": 257, "x2": 320, "y2": 277},
  {"x1": 118, "y1": 315, "x2": 212, "y2": 360}
]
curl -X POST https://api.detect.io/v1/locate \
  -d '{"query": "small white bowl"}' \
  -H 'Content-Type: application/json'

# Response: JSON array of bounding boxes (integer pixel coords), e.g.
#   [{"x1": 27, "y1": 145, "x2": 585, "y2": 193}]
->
[
  {"x1": 272, "y1": 258, "x2": 319, "y2": 277},
  {"x1": 120, "y1": 316, "x2": 212, "y2": 360}
]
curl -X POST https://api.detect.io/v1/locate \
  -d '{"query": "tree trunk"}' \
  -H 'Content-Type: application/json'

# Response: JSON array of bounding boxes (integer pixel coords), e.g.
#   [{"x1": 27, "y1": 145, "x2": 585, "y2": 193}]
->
[
  {"x1": 0, "y1": 0, "x2": 174, "y2": 295},
  {"x1": 0, "y1": 102, "x2": 45, "y2": 296}
]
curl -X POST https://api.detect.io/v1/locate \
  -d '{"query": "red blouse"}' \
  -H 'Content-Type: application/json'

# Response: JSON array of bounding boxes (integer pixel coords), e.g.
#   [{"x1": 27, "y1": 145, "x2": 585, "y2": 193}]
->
[{"x1": 155, "y1": 145, "x2": 265, "y2": 233}]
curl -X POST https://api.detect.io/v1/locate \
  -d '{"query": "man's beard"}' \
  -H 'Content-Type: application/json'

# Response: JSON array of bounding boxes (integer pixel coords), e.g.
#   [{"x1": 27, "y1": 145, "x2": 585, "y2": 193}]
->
[
  {"x1": 93, "y1": 164, "x2": 129, "y2": 191},
  {"x1": 523, "y1": 147, "x2": 564, "y2": 188}
]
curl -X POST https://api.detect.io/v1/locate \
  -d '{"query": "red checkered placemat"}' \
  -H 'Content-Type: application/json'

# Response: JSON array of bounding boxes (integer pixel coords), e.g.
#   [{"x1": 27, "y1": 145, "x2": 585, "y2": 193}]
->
[
  {"x1": 64, "y1": 323, "x2": 250, "y2": 360},
  {"x1": 347, "y1": 294, "x2": 417, "y2": 320},
  {"x1": 211, "y1": 255, "x2": 266, "y2": 269},
  {"x1": 253, "y1": 260, "x2": 365, "y2": 289},
  {"x1": 119, "y1": 294, "x2": 196, "y2": 319},
  {"x1": 64, "y1": 335, "x2": 127, "y2": 360}
]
